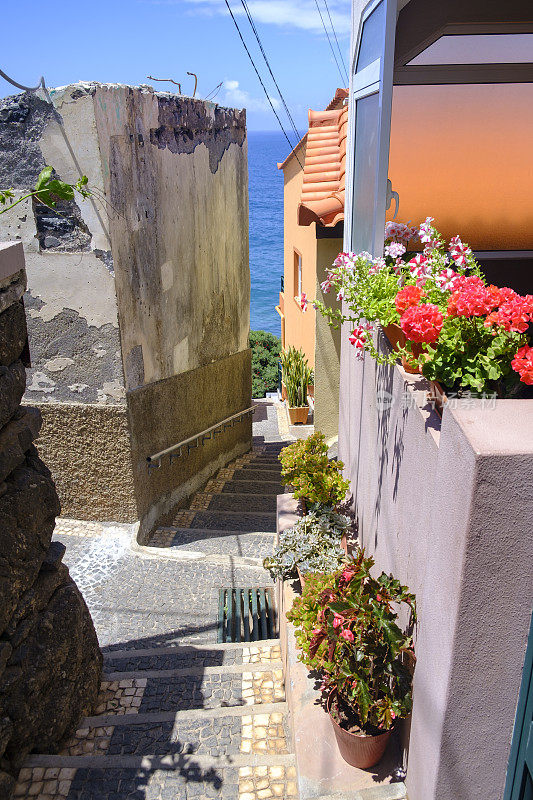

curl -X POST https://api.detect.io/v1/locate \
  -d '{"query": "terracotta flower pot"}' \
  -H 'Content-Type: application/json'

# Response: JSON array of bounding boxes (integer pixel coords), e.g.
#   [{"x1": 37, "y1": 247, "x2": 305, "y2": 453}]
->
[
  {"x1": 288, "y1": 406, "x2": 309, "y2": 425},
  {"x1": 307, "y1": 383, "x2": 315, "y2": 399},
  {"x1": 382, "y1": 323, "x2": 406, "y2": 353},
  {"x1": 401, "y1": 341, "x2": 425, "y2": 375},
  {"x1": 297, "y1": 565, "x2": 306, "y2": 589},
  {"x1": 383, "y1": 323, "x2": 424, "y2": 374},
  {"x1": 327, "y1": 695, "x2": 392, "y2": 769},
  {"x1": 428, "y1": 380, "x2": 447, "y2": 416}
]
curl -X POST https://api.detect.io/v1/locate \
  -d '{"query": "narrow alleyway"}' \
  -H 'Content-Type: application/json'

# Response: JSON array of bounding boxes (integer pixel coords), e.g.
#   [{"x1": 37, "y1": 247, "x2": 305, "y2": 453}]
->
[{"x1": 14, "y1": 401, "x2": 297, "y2": 800}]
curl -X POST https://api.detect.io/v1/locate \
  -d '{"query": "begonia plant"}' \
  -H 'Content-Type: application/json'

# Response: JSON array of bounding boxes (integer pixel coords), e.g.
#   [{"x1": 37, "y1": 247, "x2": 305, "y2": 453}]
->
[{"x1": 287, "y1": 550, "x2": 416, "y2": 732}]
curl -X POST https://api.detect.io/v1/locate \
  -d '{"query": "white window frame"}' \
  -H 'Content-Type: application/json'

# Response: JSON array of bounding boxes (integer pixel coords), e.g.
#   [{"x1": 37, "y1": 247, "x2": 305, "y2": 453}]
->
[{"x1": 344, "y1": 0, "x2": 398, "y2": 257}]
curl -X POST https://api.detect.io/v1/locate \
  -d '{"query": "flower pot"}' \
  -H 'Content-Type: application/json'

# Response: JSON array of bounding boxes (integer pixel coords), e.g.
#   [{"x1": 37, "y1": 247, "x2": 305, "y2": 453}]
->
[
  {"x1": 297, "y1": 565, "x2": 306, "y2": 590},
  {"x1": 288, "y1": 406, "x2": 309, "y2": 425},
  {"x1": 307, "y1": 383, "x2": 315, "y2": 399},
  {"x1": 382, "y1": 323, "x2": 406, "y2": 352},
  {"x1": 428, "y1": 380, "x2": 447, "y2": 416},
  {"x1": 281, "y1": 383, "x2": 288, "y2": 401},
  {"x1": 327, "y1": 695, "x2": 392, "y2": 769},
  {"x1": 401, "y1": 341, "x2": 424, "y2": 375}
]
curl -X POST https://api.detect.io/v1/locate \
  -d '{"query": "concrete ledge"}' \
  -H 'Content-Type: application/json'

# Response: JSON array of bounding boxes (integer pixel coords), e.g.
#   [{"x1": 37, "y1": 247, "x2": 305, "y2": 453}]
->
[{"x1": 277, "y1": 494, "x2": 405, "y2": 800}]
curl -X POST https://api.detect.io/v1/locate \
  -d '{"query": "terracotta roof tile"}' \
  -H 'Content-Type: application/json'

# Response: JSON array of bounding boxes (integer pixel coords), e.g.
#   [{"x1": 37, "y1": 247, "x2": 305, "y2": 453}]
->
[{"x1": 298, "y1": 90, "x2": 348, "y2": 228}]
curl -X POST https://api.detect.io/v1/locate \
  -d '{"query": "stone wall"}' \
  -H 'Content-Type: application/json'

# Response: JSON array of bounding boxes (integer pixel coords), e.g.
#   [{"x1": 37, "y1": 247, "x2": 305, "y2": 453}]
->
[
  {"x1": 0, "y1": 243, "x2": 102, "y2": 799},
  {"x1": 0, "y1": 83, "x2": 251, "y2": 534}
]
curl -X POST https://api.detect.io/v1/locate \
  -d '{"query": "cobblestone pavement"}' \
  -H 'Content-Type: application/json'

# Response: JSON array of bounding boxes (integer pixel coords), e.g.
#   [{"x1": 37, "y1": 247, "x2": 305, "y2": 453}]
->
[{"x1": 15, "y1": 407, "x2": 298, "y2": 800}]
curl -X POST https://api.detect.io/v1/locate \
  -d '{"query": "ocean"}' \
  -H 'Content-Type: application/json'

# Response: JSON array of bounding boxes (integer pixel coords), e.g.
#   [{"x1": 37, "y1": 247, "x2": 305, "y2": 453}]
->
[{"x1": 248, "y1": 130, "x2": 288, "y2": 338}]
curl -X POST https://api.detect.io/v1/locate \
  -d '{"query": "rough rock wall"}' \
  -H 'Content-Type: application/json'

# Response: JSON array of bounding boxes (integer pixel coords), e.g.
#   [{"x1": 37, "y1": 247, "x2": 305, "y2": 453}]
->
[{"x1": 0, "y1": 248, "x2": 102, "y2": 799}]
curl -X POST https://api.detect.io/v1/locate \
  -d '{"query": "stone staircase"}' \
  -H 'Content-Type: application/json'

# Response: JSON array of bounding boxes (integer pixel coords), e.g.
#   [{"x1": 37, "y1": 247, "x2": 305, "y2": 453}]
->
[{"x1": 13, "y1": 439, "x2": 297, "y2": 800}]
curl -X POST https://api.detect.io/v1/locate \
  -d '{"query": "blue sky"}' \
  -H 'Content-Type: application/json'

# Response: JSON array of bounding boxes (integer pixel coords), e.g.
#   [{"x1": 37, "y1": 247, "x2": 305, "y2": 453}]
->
[{"x1": 1, "y1": 0, "x2": 350, "y2": 135}]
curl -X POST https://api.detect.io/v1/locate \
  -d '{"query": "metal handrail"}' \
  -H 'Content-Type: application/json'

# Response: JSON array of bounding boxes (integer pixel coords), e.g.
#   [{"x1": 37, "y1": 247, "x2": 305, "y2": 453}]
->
[{"x1": 147, "y1": 405, "x2": 256, "y2": 470}]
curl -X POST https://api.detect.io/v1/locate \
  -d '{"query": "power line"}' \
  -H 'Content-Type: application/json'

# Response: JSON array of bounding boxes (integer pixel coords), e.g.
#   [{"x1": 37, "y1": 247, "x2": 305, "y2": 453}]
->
[
  {"x1": 314, "y1": 0, "x2": 347, "y2": 86},
  {"x1": 239, "y1": 0, "x2": 302, "y2": 143},
  {"x1": 205, "y1": 81, "x2": 223, "y2": 101},
  {"x1": 223, "y1": 0, "x2": 303, "y2": 168},
  {"x1": 322, "y1": 0, "x2": 349, "y2": 85}
]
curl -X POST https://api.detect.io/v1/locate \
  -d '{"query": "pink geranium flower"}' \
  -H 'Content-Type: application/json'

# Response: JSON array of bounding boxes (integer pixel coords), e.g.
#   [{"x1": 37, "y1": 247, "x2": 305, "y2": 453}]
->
[{"x1": 332, "y1": 613, "x2": 344, "y2": 628}]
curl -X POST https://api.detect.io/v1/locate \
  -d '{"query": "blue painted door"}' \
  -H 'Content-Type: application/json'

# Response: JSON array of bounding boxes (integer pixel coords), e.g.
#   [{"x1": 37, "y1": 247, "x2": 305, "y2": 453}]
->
[{"x1": 505, "y1": 613, "x2": 533, "y2": 800}]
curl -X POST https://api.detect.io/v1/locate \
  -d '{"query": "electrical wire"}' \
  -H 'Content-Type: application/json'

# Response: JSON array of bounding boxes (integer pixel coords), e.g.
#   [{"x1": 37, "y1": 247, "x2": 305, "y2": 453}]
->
[
  {"x1": 314, "y1": 0, "x2": 348, "y2": 86},
  {"x1": 205, "y1": 81, "x2": 223, "y2": 101},
  {"x1": 322, "y1": 0, "x2": 349, "y2": 85},
  {"x1": 239, "y1": 0, "x2": 302, "y2": 142},
  {"x1": 223, "y1": 0, "x2": 303, "y2": 168}
]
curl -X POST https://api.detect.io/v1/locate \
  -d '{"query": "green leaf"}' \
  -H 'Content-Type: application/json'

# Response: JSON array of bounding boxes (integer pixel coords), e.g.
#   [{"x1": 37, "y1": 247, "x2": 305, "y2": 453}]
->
[{"x1": 34, "y1": 166, "x2": 53, "y2": 191}]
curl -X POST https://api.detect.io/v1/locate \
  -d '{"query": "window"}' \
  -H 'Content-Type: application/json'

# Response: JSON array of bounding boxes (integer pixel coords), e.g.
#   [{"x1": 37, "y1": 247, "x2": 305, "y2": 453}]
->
[
  {"x1": 408, "y1": 34, "x2": 533, "y2": 66},
  {"x1": 293, "y1": 250, "x2": 302, "y2": 298}
]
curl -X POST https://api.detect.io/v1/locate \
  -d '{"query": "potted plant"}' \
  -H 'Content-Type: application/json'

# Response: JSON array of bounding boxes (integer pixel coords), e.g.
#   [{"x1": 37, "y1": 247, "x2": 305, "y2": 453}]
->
[
  {"x1": 279, "y1": 432, "x2": 350, "y2": 513},
  {"x1": 287, "y1": 551, "x2": 416, "y2": 769},
  {"x1": 316, "y1": 218, "x2": 533, "y2": 404},
  {"x1": 280, "y1": 346, "x2": 312, "y2": 424},
  {"x1": 263, "y1": 508, "x2": 350, "y2": 587}
]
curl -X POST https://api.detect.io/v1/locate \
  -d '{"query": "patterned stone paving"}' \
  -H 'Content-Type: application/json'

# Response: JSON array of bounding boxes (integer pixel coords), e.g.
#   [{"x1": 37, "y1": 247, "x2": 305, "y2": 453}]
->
[
  {"x1": 148, "y1": 529, "x2": 276, "y2": 558},
  {"x1": 93, "y1": 678, "x2": 146, "y2": 715},
  {"x1": 14, "y1": 410, "x2": 298, "y2": 799},
  {"x1": 238, "y1": 765, "x2": 298, "y2": 800},
  {"x1": 14, "y1": 767, "x2": 76, "y2": 798},
  {"x1": 240, "y1": 712, "x2": 289, "y2": 755}
]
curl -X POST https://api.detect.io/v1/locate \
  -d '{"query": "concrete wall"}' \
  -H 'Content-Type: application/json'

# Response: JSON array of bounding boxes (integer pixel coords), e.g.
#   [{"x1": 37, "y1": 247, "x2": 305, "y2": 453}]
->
[
  {"x1": 314, "y1": 238, "x2": 342, "y2": 442},
  {"x1": 280, "y1": 146, "x2": 317, "y2": 366},
  {"x1": 338, "y1": 332, "x2": 533, "y2": 800},
  {"x1": 0, "y1": 83, "x2": 251, "y2": 534}
]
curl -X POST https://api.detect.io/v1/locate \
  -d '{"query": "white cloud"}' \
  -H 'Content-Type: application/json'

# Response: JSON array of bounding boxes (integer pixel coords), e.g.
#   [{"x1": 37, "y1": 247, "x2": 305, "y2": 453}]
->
[
  {"x1": 149, "y1": 0, "x2": 351, "y2": 36},
  {"x1": 221, "y1": 79, "x2": 281, "y2": 112}
]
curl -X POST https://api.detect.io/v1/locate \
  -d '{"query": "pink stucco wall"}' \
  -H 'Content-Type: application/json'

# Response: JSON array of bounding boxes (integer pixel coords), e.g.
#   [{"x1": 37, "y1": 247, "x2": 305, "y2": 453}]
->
[{"x1": 338, "y1": 328, "x2": 533, "y2": 800}]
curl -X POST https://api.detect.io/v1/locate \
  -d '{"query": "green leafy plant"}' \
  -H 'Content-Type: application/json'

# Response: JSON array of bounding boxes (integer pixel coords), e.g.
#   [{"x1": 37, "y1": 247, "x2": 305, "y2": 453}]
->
[
  {"x1": 0, "y1": 166, "x2": 91, "y2": 215},
  {"x1": 280, "y1": 346, "x2": 312, "y2": 407},
  {"x1": 279, "y1": 432, "x2": 350, "y2": 509},
  {"x1": 250, "y1": 330, "x2": 281, "y2": 398},
  {"x1": 263, "y1": 508, "x2": 350, "y2": 581},
  {"x1": 287, "y1": 551, "x2": 416, "y2": 732}
]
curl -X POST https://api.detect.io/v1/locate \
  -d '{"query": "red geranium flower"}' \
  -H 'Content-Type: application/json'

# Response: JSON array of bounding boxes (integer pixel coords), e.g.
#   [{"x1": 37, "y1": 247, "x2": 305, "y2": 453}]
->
[
  {"x1": 400, "y1": 303, "x2": 443, "y2": 344},
  {"x1": 512, "y1": 345, "x2": 533, "y2": 384},
  {"x1": 340, "y1": 628, "x2": 354, "y2": 642},
  {"x1": 395, "y1": 285, "x2": 424, "y2": 315}
]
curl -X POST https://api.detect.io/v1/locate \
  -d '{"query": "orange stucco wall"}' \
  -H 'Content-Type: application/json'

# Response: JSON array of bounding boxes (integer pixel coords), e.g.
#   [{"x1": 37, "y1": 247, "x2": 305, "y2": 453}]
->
[
  {"x1": 280, "y1": 143, "x2": 317, "y2": 368},
  {"x1": 388, "y1": 83, "x2": 533, "y2": 249}
]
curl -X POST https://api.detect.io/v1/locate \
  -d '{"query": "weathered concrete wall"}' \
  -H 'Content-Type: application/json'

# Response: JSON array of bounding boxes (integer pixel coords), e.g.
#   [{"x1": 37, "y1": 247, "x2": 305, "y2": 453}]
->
[
  {"x1": 93, "y1": 84, "x2": 249, "y2": 389},
  {"x1": 0, "y1": 86, "x2": 132, "y2": 520},
  {"x1": 338, "y1": 331, "x2": 533, "y2": 800},
  {"x1": 314, "y1": 238, "x2": 342, "y2": 442},
  {"x1": 0, "y1": 243, "x2": 102, "y2": 799},
  {"x1": 91, "y1": 84, "x2": 251, "y2": 538},
  {"x1": 128, "y1": 349, "x2": 252, "y2": 541},
  {"x1": 0, "y1": 83, "x2": 251, "y2": 532}
]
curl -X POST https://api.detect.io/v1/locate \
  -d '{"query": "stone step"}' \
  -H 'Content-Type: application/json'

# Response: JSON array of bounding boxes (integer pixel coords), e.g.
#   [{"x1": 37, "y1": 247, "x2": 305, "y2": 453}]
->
[
  {"x1": 231, "y1": 467, "x2": 284, "y2": 481},
  {"x1": 21, "y1": 704, "x2": 291, "y2": 768},
  {"x1": 93, "y1": 663, "x2": 284, "y2": 715},
  {"x1": 103, "y1": 640, "x2": 282, "y2": 662},
  {"x1": 179, "y1": 510, "x2": 277, "y2": 532},
  {"x1": 199, "y1": 493, "x2": 278, "y2": 514},
  {"x1": 312, "y1": 787, "x2": 407, "y2": 800},
  {"x1": 15, "y1": 759, "x2": 298, "y2": 799},
  {"x1": 221, "y1": 480, "x2": 282, "y2": 495},
  {"x1": 148, "y1": 527, "x2": 276, "y2": 559}
]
